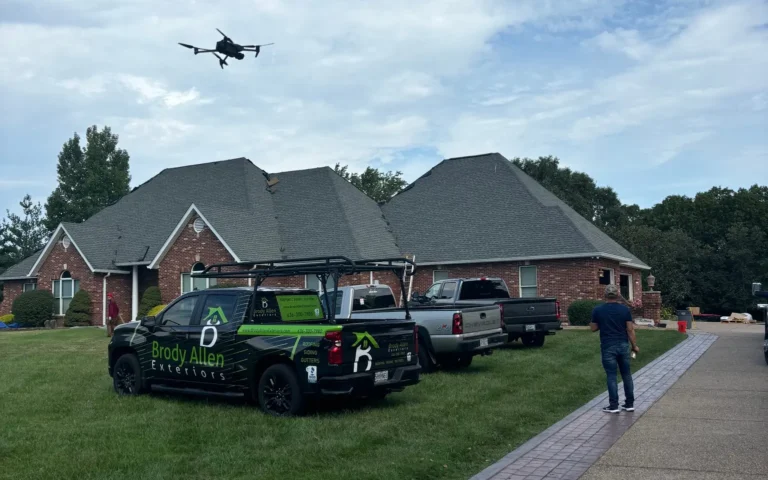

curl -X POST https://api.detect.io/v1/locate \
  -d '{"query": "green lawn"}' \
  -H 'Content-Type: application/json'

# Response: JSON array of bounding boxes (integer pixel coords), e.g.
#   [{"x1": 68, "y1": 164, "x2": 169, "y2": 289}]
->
[{"x1": 0, "y1": 328, "x2": 684, "y2": 480}]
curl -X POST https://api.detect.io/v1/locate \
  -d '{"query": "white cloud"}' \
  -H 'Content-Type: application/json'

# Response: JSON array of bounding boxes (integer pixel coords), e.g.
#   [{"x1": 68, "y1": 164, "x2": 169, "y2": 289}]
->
[{"x1": 0, "y1": 0, "x2": 765, "y2": 211}]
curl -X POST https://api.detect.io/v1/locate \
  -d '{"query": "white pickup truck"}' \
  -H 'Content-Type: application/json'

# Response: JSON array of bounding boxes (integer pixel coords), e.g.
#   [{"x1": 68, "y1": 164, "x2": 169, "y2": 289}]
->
[{"x1": 320, "y1": 284, "x2": 506, "y2": 372}]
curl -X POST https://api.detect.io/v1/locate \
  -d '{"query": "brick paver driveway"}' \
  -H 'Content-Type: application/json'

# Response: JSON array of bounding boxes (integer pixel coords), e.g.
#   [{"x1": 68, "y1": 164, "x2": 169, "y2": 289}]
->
[{"x1": 471, "y1": 331, "x2": 718, "y2": 480}]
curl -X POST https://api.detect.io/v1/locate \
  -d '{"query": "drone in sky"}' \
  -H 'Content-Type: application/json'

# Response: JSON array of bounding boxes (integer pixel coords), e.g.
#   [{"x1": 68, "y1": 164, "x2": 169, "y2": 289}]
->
[{"x1": 179, "y1": 28, "x2": 274, "y2": 69}]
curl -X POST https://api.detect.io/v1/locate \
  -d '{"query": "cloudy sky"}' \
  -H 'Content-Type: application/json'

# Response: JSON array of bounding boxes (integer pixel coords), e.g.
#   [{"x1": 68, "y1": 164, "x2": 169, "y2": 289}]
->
[{"x1": 1, "y1": 0, "x2": 766, "y2": 216}]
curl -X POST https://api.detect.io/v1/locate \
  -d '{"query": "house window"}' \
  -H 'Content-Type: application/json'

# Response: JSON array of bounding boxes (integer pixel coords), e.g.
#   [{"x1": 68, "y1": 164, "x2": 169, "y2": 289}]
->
[
  {"x1": 620, "y1": 273, "x2": 633, "y2": 300},
  {"x1": 433, "y1": 270, "x2": 450, "y2": 282},
  {"x1": 519, "y1": 266, "x2": 538, "y2": 298},
  {"x1": 306, "y1": 274, "x2": 335, "y2": 293},
  {"x1": 23, "y1": 281, "x2": 37, "y2": 293},
  {"x1": 598, "y1": 268, "x2": 614, "y2": 285},
  {"x1": 52, "y1": 270, "x2": 79, "y2": 315},
  {"x1": 181, "y1": 262, "x2": 217, "y2": 293}
]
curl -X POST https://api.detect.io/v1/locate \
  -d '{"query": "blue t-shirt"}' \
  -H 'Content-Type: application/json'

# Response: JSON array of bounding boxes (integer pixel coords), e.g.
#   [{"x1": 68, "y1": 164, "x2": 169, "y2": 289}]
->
[{"x1": 591, "y1": 302, "x2": 631, "y2": 347}]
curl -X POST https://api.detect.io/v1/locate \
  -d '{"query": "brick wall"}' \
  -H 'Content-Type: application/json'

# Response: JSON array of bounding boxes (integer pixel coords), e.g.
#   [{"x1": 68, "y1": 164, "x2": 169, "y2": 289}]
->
[
  {"x1": 0, "y1": 281, "x2": 24, "y2": 316},
  {"x1": 157, "y1": 216, "x2": 249, "y2": 304},
  {"x1": 35, "y1": 237, "x2": 129, "y2": 325},
  {"x1": 642, "y1": 291, "x2": 662, "y2": 323},
  {"x1": 105, "y1": 274, "x2": 133, "y2": 323},
  {"x1": 409, "y1": 258, "x2": 644, "y2": 323}
]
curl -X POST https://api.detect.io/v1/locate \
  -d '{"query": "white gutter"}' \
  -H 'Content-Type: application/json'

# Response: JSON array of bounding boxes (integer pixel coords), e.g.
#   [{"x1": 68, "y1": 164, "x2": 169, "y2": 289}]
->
[
  {"x1": 131, "y1": 266, "x2": 139, "y2": 322},
  {"x1": 102, "y1": 273, "x2": 111, "y2": 327}
]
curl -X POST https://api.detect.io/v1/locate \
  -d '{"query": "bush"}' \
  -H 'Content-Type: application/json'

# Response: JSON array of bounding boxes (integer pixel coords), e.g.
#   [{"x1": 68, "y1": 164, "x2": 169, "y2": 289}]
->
[
  {"x1": 0, "y1": 313, "x2": 14, "y2": 323},
  {"x1": 147, "y1": 304, "x2": 166, "y2": 317},
  {"x1": 65, "y1": 289, "x2": 92, "y2": 326},
  {"x1": 12, "y1": 290, "x2": 54, "y2": 327},
  {"x1": 567, "y1": 299, "x2": 603, "y2": 326},
  {"x1": 137, "y1": 286, "x2": 162, "y2": 319},
  {"x1": 660, "y1": 306, "x2": 676, "y2": 320}
]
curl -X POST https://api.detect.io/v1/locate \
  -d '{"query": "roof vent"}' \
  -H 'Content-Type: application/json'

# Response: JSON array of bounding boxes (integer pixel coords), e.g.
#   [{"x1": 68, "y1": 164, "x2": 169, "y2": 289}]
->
[
  {"x1": 193, "y1": 218, "x2": 206, "y2": 233},
  {"x1": 61, "y1": 235, "x2": 71, "y2": 250}
]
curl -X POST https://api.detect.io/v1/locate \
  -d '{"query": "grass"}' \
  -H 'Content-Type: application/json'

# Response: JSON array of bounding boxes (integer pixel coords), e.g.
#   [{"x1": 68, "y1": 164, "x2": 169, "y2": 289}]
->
[{"x1": 0, "y1": 328, "x2": 684, "y2": 480}]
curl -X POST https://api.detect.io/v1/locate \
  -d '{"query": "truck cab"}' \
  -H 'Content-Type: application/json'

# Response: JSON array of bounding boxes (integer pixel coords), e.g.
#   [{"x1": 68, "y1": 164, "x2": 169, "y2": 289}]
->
[{"x1": 412, "y1": 277, "x2": 562, "y2": 347}]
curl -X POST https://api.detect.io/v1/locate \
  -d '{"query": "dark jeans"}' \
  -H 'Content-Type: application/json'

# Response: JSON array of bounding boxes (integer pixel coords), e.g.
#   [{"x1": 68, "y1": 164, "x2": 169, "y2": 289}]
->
[{"x1": 601, "y1": 342, "x2": 634, "y2": 408}]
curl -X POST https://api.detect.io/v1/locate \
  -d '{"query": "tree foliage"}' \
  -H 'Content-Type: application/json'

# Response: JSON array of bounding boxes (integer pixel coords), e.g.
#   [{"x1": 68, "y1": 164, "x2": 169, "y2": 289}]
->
[
  {"x1": 65, "y1": 289, "x2": 92, "y2": 326},
  {"x1": 12, "y1": 290, "x2": 54, "y2": 327},
  {"x1": 44, "y1": 125, "x2": 131, "y2": 231},
  {"x1": 137, "y1": 286, "x2": 162, "y2": 319},
  {"x1": 333, "y1": 163, "x2": 408, "y2": 203},
  {"x1": 514, "y1": 156, "x2": 768, "y2": 314},
  {"x1": 0, "y1": 194, "x2": 48, "y2": 265}
]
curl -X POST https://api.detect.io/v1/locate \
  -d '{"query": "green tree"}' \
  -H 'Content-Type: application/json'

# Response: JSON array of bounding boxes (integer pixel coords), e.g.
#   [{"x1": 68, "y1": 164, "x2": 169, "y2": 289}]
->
[
  {"x1": 44, "y1": 125, "x2": 131, "y2": 231},
  {"x1": 137, "y1": 286, "x2": 162, "y2": 319},
  {"x1": 0, "y1": 194, "x2": 48, "y2": 263},
  {"x1": 65, "y1": 289, "x2": 92, "y2": 326},
  {"x1": 334, "y1": 164, "x2": 408, "y2": 202}
]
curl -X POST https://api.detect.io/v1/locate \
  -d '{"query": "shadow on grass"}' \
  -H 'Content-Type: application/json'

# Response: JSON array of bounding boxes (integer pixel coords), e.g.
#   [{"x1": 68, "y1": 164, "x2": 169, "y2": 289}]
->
[{"x1": 145, "y1": 384, "x2": 415, "y2": 417}]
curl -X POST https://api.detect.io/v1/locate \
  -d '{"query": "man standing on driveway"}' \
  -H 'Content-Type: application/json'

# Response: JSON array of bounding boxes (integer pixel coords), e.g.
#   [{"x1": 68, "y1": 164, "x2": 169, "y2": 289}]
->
[{"x1": 590, "y1": 284, "x2": 640, "y2": 414}]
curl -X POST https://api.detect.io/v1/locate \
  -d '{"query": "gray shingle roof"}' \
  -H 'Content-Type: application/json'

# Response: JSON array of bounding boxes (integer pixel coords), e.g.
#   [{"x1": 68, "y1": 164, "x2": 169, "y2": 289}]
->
[
  {"x1": 0, "y1": 251, "x2": 41, "y2": 279},
  {"x1": 1, "y1": 158, "x2": 401, "y2": 280},
  {"x1": 381, "y1": 153, "x2": 649, "y2": 268},
  {"x1": 0, "y1": 153, "x2": 649, "y2": 281}
]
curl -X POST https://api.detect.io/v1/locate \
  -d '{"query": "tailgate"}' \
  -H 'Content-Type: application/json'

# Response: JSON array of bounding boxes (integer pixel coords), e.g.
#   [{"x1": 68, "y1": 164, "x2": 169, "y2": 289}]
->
[
  {"x1": 341, "y1": 320, "x2": 417, "y2": 373},
  {"x1": 502, "y1": 299, "x2": 558, "y2": 325},
  {"x1": 459, "y1": 306, "x2": 502, "y2": 334}
]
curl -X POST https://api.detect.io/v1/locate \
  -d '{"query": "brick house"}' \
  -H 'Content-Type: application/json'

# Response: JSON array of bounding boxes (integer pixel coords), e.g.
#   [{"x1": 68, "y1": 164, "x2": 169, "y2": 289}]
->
[{"x1": 0, "y1": 153, "x2": 650, "y2": 324}]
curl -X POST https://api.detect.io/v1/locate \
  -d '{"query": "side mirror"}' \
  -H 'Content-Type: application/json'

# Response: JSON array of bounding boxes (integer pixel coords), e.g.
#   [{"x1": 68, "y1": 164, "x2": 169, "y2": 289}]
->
[
  {"x1": 141, "y1": 316, "x2": 157, "y2": 328},
  {"x1": 411, "y1": 291, "x2": 420, "y2": 301}
]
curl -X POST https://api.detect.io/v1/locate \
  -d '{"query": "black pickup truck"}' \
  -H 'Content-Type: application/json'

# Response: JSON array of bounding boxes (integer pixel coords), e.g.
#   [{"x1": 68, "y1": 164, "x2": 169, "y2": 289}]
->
[
  {"x1": 108, "y1": 257, "x2": 421, "y2": 416},
  {"x1": 411, "y1": 277, "x2": 561, "y2": 347}
]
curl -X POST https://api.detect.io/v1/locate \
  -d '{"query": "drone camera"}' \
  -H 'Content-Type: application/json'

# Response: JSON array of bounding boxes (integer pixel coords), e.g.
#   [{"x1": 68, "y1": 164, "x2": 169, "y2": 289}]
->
[{"x1": 235, "y1": 53, "x2": 245, "y2": 60}]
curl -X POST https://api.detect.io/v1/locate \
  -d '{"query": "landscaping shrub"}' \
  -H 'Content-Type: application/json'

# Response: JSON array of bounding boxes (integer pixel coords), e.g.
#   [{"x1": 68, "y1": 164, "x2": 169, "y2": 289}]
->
[
  {"x1": 137, "y1": 286, "x2": 162, "y2": 319},
  {"x1": 65, "y1": 290, "x2": 92, "y2": 326},
  {"x1": 147, "y1": 304, "x2": 166, "y2": 317},
  {"x1": 0, "y1": 313, "x2": 14, "y2": 323},
  {"x1": 567, "y1": 299, "x2": 603, "y2": 326},
  {"x1": 12, "y1": 290, "x2": 54, "y2": 327},
  {"x1": 660, "y1": 306, "x2": 675, "y2": 320}
]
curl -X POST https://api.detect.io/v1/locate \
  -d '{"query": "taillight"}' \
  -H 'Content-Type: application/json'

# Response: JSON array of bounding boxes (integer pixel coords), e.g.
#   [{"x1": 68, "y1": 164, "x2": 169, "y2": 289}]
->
[
  {"x1": 452, "y1": 313, "x2": 463, "y2": 335},
  {"x1": 326, "y1": 330, "x2": 343, "y2": 365},
  {"x1": 499, "y1": 303, "x2": 505, "y2": 328},
  {"x1": 555, "y1": 301, "x2": 561, "y2": 320},
  {"x1": 413, "y1": 325, "x2": 419, "y2": 354}
]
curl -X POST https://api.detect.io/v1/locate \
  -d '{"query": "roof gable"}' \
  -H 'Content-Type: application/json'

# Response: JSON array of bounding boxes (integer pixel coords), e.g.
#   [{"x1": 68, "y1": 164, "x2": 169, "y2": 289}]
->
[{"x1": 383, "y1": 153, "x2": 649, "y2": 268}]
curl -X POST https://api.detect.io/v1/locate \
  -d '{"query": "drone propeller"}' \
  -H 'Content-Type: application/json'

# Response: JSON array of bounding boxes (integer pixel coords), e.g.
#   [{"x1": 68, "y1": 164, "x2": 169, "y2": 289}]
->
[
  {"x1": 213, "y1": 52, "x2": 228, "y2": 69},
  {"x1": 241, "y1": 43, "x2": 275, "y2": 48},
  {"x1": 178, "y1": 42, "x2": 196, "y2": 49},
  {"x1": 216, "y1": 28, "x2": 232, "y2": 42}
]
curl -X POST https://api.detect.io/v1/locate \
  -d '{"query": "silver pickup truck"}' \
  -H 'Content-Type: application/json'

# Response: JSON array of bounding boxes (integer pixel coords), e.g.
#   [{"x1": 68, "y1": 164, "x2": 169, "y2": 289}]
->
[{"x1": 320, "y1": 284, "x2": 506, "y2": 372}]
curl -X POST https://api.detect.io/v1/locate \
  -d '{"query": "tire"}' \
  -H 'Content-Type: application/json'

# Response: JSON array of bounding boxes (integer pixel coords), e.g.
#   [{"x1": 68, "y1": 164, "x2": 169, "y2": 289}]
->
[
  {"x1": 258, "y1": 364, "x2": 305, "y2": 417},
  {"x1": 418, "y1": 342, "x2": 435, "y2": 373},
  {"x1": 112, "y1": 353, "x2": 146, "y2": 395},
  {"x1": 522, "y1": 333, "x2": 545, "y2": 347},
  {"x1": 458, "y1": 355, "x2": 473, "y2": 368}
]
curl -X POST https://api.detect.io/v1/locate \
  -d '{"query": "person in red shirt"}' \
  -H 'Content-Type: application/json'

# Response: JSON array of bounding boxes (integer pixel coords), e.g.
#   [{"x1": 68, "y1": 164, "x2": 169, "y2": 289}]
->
[{"x1": 107, "y1": 293, "x2": 123, "y2": 337}]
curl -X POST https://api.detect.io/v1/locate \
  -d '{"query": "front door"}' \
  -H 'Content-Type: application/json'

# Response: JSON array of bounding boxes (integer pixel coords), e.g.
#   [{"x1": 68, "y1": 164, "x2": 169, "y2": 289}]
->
[
  {"x1": 149, "y1": 294, "x2": 202, "y2": 384},
  {"x1": 186, "y1": 292, "x2": 242, "y2": 387}
]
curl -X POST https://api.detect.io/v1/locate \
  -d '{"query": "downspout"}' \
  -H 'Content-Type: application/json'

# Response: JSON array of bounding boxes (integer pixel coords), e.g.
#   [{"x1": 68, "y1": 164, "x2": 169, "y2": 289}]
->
[{"x1": 102, "y1": 273, "x2": 111, "y2": 327}]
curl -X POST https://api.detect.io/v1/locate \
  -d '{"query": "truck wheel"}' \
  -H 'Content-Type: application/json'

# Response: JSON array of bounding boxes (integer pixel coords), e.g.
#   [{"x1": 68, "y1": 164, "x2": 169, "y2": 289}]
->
[
  {"x1": 258, "y1": 364, "x2": 305, "y2": 417},
  {"x1": 522, "y1": 333, "x2": 545, "y2": 347},
  {"x1": 418, "y1": 343, "x2": 435, "y2": 373},
  {"x1": 458, "y1": 355, "x2": 473, "y2": 368},
  {"x1": 113, "y1": 353, "x2": 146, "y2": 395}
]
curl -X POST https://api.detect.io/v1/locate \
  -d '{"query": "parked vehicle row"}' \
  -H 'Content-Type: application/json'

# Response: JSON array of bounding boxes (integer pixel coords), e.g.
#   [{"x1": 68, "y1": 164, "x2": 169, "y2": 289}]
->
[{"x1": 107, "y1": 257, "x2": 562, "y2": 417}]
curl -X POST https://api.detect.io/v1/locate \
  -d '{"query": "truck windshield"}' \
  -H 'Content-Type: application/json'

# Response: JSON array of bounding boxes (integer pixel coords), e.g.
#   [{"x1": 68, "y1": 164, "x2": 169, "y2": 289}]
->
[{"x1": 459, "y1": 280, "x2": 510, "y2": 300}]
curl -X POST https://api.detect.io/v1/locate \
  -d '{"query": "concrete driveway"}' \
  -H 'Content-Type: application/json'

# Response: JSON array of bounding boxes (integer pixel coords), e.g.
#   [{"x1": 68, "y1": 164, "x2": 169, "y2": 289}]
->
[{"x1": 581, "y1": 322, "x2": 768, "y2": 479}]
